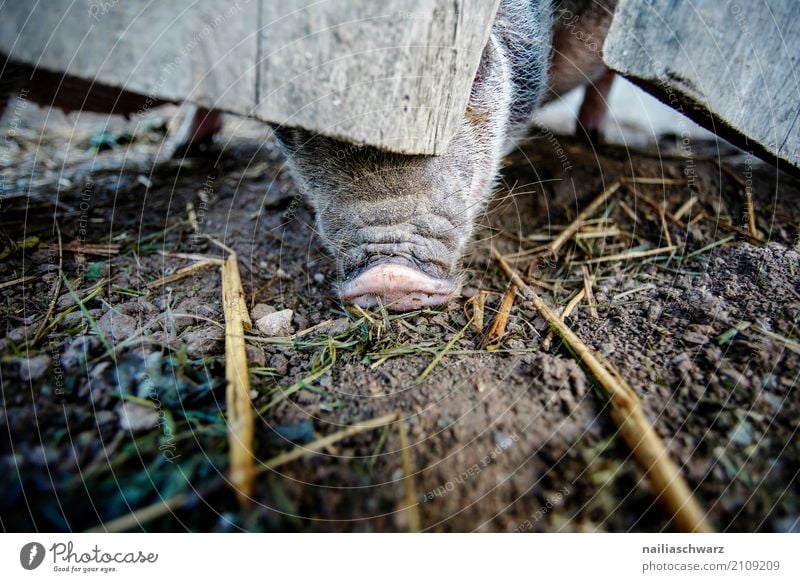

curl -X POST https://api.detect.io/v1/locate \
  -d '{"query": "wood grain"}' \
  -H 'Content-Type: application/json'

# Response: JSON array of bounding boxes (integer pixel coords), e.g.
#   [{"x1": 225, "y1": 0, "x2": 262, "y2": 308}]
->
[
  {"x1": 0, "y1": 0, "x2": 499, "y2": 154},
  {"x1": 257, "y1": 0, "x2": 500, "y2": 154},
  {"x1": 603, "y1": 0, "x2": 800, "y2": 170}
]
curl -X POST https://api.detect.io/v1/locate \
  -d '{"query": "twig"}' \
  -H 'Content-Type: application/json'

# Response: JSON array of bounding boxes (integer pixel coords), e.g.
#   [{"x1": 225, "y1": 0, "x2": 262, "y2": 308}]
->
[
  {"x1": 186, "y1": 202, "x2": 200, "y2": 233},
  {"x1": 146, "y1": 260, "x2": 217, "y2": 288},
  {"x1": 0, "y1": 275, "x2": 36, "y2": 290},
  {"x1": 481, "y1": 284, "x2": 517, "y2": 348},
  {"x1": 619, "y1": 176, "x2": 687, "y2": 186},
  {"x1": 524, "y1": 273, "x2": 557, "y2": 291},
  {"x1": 503, "y1": 244, "x2": 551, "y2": 260},
  {"x1": 464, "y1": 290, "x2": 489, "y2": 333},
  {"x1": 625, "y1": 186, "x2": 685, "y2": 228},
  {"x1": 221, "y1": 252, "x2": 255, "y2": 507},
  {"x1": 39, "y1": 242, "x2": 119, "y2": 256},
  {"x1": 86, "y1": 490, "x2": 197, "y2": 533},
  {"x1": 157, "y1": 250, "x2": 225, "y2": 264},
  {"x1": 617, "y1": 199, "x2": 642, "y2": 226},
  {"x1": 579, "y1": 246, "x2": 678, "y2": 265},
  {"x1": 60, "y1": 273, "x2": 115, "y2": 361},
  {"x1": 312, "y1": 431, "x2": 340, "y2": 456},
  {"x1": 673, "y1": 197, "x2": 698, "y2": 222},
  {"x1": 289, "y1": 318, "x2": 338, "y2": 340},
  {"x1": 493, "y1": 247, "x2": 713, "y2": 533},
  {"x1": 31, "y1": 223, "x2": 64, "y2": 346},
  {"x1": 542, "y1": 288, "x2": 586, "y2": 351},
  {"x1": 703, "y1": 215, "x2": 767, "y2": 246},
  {"x1": 417, "y1": 316, "x2": 474, "y2": 382},
  {"x1": 581, "y1": 265, "x2": 598, "y2": 319},
  {"x1": 612, "y1": 284, "x2": 656, "y2": 301},
  {"x1": 752, "y1": 325, "x2": 800, "y2": 356},
  {"x1": 717, "y1": 162, "x2": 759, "y2": 239},
  {"x1": 687, "y1": 212, "x2": 705, "y2": 227},
  {"x1": 710, "y1": 220, "x2": 765, "y2": 246},
  {"x1": 256, "y1": 412, "x2": 399, "y2": 472},
  {"x1": 206, "y1": 236, "x2": 236, "y2": 256},
  {"x1": 743, "y1": 185, "x2": 759, "y2": 239},
  {"x1": 576, "y1": 227, "x2": 623, "y2": 240},
  {"x1": 349, "y1": 304, "x2": 379, "y2": 327},
  {"x1": 397, "y1": 418, "x2": 421, "y2": 532},
  {"x1": 658, "y1": 207, "x2": 673, "y2": 249},
  {"x1": 547, "y1": 181, "x2": 622, "y2": 257}
]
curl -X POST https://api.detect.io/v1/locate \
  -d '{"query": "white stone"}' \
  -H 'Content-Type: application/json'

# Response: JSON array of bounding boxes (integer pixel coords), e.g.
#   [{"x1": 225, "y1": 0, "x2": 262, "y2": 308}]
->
[
  {"x1": 256, "y1": 309, "x2": 294, "y2": 337},
  {"x1": 117, "y1": 401, "x2": 159, "y2": 433}
]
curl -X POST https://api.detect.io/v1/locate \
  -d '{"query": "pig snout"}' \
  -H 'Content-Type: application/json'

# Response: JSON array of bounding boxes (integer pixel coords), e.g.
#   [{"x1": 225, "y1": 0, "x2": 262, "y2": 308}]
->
[
  {"x1": 339, "y1": 260, "x2": 460, "y2": 311},
  {"x1": 315, "y1": 171, "x2": 471, "y2": 311}
]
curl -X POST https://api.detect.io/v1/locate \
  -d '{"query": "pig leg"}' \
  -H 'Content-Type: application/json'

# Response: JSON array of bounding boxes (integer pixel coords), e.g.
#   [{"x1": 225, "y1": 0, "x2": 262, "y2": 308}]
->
[
  {"x1": 172, "y1": 106, "x2": 224, "y2": 157},
  {"x1": 546, "y1": 1, "x2": 617, "y2": 140},
  {"x1": 577, "y1": 68, "x2": 615, "y2": 143}
]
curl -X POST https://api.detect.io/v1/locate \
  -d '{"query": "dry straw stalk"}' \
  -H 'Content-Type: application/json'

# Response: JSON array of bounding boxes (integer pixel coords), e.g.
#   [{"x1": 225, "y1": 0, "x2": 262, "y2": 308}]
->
[
  {"x1": 493, "y1": 247, "x2": 713, "y2": 533},
  {"x1": 221, "y1": 252, "x2": 255, "y2": 506}
]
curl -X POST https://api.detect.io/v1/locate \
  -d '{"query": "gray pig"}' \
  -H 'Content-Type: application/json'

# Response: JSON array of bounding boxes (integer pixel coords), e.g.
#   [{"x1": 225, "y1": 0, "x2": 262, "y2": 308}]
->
[{"x1": 274, "y1": 0, "x2": 616, "y2": 310}]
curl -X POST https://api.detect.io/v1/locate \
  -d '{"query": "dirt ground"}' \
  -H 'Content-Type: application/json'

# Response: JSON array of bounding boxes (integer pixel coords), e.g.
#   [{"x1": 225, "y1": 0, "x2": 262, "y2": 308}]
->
[{"x1": 1, "y1": 105, "x2": 798, "y2": 532}]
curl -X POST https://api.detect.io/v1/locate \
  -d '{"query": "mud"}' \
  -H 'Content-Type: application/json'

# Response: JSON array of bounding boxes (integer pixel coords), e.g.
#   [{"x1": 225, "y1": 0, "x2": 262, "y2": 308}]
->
[{"x1": 1, "y1": 106, "x2": 798, "y2": 532}]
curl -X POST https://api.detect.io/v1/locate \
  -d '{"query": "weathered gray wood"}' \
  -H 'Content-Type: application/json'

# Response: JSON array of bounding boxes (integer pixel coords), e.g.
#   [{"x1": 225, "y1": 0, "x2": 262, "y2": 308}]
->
[
  {"x1": 0, "y1": 0, "x2": 258, "y2": 115},
  {"x1": 603, "y1": 0, "x2": 800, "y2": 170},
  {"x1": 257, "y1": 0, "x2": 500, "y2": 154},
  {"x1": 0, "y1": 0, "x2": 499, "y2": 154}
]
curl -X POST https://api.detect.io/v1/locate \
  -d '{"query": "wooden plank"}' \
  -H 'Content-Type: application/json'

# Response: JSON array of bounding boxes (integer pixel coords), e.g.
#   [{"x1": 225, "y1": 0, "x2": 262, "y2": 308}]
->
[
  {"x1": 257, "y1": 0, "x2": 500, "y2": 154},
  {"x1": 0, "y1": 0, "x2": 257, "y2": 115},
  {"x1": 0, "y1": 0, "x2": 499, "y2": 154},
  {"x1": 603, "y1": 0, "x2": 800, "y2": 171}
]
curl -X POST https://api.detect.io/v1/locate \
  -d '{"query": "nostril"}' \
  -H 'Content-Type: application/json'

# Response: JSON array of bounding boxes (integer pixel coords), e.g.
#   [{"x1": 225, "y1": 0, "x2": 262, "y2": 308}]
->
[{"x1": 339, "y1": 263, "x2": 459, "y2": 311}]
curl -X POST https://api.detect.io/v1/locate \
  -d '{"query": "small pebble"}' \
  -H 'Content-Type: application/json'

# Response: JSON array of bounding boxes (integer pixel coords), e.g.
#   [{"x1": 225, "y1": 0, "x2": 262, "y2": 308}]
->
[
  {"x1": 61, "y1": 336, "x2": 99, "y2": 370},
  {"x1": 256, "y1": 309, "x2": 295, "y2": 337},
  {"x1": 246, "y1": 345, "x2": 266, "y2": 367},
  {"x1": 117, "y1": 401, "x2": 159, "y2": 433},
  {"x1": 730, "y1": 419, "x2": 754, "y2": 447},
  {"x1": 182, "y1": 326, "x2": 224, "y2": 358},
  {"x1": 493, "y1": 431, "x2": 514, "y2": 450},
  {"x1": 599, "y1": 342, "x2": 615, "y2": 357},
  {"x1": 7, "y1": 326, "x2": 39, "y2": 343},
  {"x1": 269, "y1": 353, "x2": 289, "y2": 375},
  {"x1": 19, "y1": 355, "x2": 51, "y2": 382},
  {"x1": 683, "y1": 324, "x2": 713, "y2": 345},
  {"x1": 97, "y1": 310, "x2": 138, "y2": 343},
  {"x1": 62, "y1": 308, "x2": 104, "y2": 326}
]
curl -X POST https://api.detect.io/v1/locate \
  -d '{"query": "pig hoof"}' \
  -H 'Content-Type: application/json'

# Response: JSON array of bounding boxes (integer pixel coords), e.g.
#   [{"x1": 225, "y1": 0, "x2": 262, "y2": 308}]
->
[
  {"x1": 339, "y1": 264, "x2": 459, "y2": 311},
  {"x1": 172, "y1": 107, "x2": 223, "y2": 158}
]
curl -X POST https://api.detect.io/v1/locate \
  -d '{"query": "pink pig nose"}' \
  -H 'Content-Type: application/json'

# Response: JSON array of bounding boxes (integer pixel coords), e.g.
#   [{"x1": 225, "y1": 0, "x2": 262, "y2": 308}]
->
[{"x1": 339, "y1": 263, "x2": 459, "y2": 311}]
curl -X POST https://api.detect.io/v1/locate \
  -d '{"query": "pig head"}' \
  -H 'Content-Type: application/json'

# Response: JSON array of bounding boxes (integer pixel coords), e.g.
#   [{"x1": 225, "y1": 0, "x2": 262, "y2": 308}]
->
[{"x1": 274, "y1": 0, "x2": 551, "y2": 311}]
